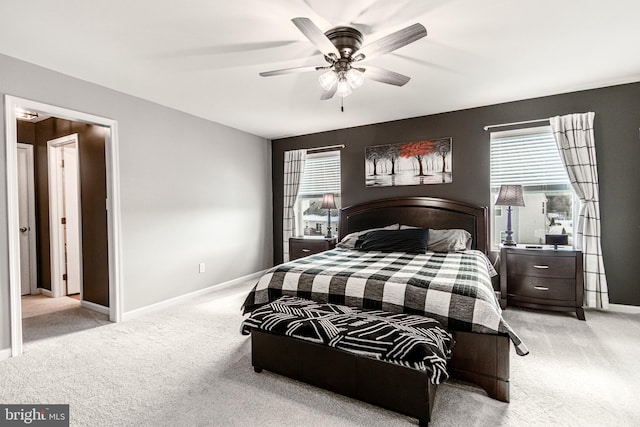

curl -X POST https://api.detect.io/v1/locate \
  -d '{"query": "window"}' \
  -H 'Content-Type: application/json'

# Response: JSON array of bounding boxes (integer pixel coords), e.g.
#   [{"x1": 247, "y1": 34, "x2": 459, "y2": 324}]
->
[
  {"x1": 490, "y1": 126, "x2": 576, "y2": 249},
  {"x1": 294, "y1": 151, "x2": 341, "y2": 237}
]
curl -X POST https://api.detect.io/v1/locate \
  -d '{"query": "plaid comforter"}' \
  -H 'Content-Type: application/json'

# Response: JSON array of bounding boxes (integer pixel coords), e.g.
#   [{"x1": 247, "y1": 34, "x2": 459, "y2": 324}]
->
[
  {"x1": 242, "y1": 296, "x2": 455, "y2": 384},
  {"x1": 242, "y1": 248, "x2": 528, "y2": 356}
]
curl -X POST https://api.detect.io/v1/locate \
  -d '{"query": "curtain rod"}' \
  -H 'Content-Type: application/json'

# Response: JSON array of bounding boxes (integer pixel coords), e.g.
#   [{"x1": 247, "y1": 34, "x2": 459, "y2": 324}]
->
[
  {"x1": 483, "y1": 118, "x2": 550, "y2": 131},
  {"x1": 306, "y1": 144, "x2": 345, "y2": 153}
]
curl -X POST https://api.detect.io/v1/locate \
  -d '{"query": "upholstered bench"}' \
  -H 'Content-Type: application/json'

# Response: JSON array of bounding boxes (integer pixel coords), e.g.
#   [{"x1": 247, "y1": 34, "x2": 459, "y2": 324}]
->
[{"x1": 242, "y1": 296, "x2": 454, "y2": 426}]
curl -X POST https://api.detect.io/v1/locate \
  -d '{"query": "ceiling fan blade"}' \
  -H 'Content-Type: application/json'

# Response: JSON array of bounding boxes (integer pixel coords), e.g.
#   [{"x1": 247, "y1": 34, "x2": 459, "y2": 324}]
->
[
  {"x1": 356, "y1": 23, "x2": 427, "y2": 61},
  {"x1": 351, "y1": 0, "x2": 442, "y2": 35},
  {"x1": 320, "y1": 85, "x2": 337, "y2": 100},
  {"x1": 292, "y1": 17, "x2": 340, "y2": 59},
  {"x1": 361, "y1": 66, "x2": 411, "y2": 86},
  {"x1": 259, "y1": 65, "x2": 324, "y2": 77}
]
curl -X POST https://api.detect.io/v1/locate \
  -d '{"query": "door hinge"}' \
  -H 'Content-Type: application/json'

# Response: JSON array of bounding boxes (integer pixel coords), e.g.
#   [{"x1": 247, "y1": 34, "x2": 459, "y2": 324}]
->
[
  {"x1": 61, "y1": 217, "x2": 66, "y2": 225},
  {"x1": 61, "y1": 159, "x2": 65, "y2": 168},
  {"x1": 62, "y1": 273, "x2": 67, "y2": 281}
]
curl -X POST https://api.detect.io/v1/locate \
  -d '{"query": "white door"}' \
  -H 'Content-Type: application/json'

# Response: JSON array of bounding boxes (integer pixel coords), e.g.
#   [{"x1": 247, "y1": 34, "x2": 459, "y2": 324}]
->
[
  {"x1": 62, "y1": 144, "x2": 81, "y2": 295},
  {"x1": 17, "y1": 143, "x2": 37, "y2": 295},
  {"x1": 48, "y1": 134, "x2": 83, "y2": 297}
]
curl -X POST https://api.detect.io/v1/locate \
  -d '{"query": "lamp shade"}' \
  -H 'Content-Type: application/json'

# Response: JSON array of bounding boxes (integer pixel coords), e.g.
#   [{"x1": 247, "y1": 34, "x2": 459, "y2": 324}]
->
[
  {"x1": 335, "y1": 79, "x2": 353, "y2": 97},
  {"x1": 346, "y1": 68, "x2": 365, "y2": 88},
  {"x1": 320, "y1": 193, "x2": 336, "y2": 210},
  {"x1": 495, "y1": 185, "x2": 525, "y2": 207},
  {"x1": 318, "y1": 71, "x2": 338, "y2": 90}
]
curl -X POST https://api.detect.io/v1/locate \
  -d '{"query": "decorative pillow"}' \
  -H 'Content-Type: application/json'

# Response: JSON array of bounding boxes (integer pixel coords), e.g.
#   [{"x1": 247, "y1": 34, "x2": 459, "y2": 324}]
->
[
  {"x1": 355, "y1": 228, "x2": 429, "y2": 254},
  {"x1": 336, "y1": 223, "x2": 399, "y2": 249},
  {"x1": 428, "y1": 229, "x2": 472, "y2": 252},
  {"x1": 400, "y1": 226, "x2": 472, "y2": 252}
]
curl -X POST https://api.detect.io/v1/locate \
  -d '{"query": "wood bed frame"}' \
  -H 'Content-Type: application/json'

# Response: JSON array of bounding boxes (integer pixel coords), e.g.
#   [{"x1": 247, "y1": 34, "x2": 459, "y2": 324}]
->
[
  {"x1": 250, "y1": 197, "x2": 509, "y2": 425},
  {"x1": 339, "y1": 197, "x2": 510, "y2": 402}
]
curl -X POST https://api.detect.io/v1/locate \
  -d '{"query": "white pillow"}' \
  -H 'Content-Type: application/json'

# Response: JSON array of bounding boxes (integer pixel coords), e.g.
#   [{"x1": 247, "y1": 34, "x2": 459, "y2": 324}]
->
[{"x1": 336, "y1": 223, "x2": 400, "y2": 249}]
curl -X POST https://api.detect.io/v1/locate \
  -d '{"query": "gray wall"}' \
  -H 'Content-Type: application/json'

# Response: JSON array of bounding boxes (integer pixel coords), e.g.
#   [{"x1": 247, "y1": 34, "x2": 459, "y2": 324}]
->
[
  {"x1": 0, "y1": 54, "x2": 273, "y2": 352},
  {"x1": 272, "y1": 82, "x2": 640, "y2": 306}
]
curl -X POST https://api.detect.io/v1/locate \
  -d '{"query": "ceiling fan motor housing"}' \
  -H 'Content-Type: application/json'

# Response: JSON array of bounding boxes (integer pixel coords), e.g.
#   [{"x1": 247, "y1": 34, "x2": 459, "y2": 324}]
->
[{"x1": 324, "y1": 26, "x2": 364, "y2": 64}]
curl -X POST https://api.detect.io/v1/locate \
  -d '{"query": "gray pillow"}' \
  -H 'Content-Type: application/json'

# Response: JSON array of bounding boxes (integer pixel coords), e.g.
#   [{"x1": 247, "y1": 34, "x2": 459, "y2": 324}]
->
[
  {"x1": 428, "y1": 229, "x2": 472, "y2": 252},
  {"x1": 336, "y1": 223, "x2": 400, "y2": 249},
  {"x1": 400, "y1": 225, "x2": 472, "y2": 252}
]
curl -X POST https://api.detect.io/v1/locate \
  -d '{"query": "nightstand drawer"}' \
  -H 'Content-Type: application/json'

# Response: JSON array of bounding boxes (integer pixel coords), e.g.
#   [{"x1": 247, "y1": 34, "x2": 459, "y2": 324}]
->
[
  {"x1": 507, "y1": 275, "x2": 576, "y2": 301},
  {"x1": 289, "y1": 237, "x2": 336, "y2": 260},
  {"x1": 506, "y1": 253, "x2": 575, "y2": 279}
]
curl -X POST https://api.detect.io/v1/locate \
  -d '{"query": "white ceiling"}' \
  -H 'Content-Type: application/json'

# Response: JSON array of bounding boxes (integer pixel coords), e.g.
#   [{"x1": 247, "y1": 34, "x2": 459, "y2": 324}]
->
[{"x1": 1, "y1": 0, "x2": 639, "y2": 139}]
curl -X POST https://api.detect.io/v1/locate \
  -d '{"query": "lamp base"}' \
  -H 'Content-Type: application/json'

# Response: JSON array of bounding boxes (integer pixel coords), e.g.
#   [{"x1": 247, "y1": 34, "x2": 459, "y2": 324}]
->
[
  {"x1": 502, "y1": 207, "x2": 517, "y2": 246},
  {"x1": 325, "y1": 210, "x2": 333, "y2": 239}
]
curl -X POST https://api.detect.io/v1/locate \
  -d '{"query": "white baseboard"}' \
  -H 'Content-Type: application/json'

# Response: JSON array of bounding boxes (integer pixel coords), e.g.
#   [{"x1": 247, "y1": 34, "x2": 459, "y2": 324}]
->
[
  {"x1": 608, "y1": 304, "x2": 640, "y2": 314},
  {"x1": 0, "y1": 347, "x2": 12, "y2": 361},
  {"x1": 81, "y1": 300, "x2": 110, "y2": 315},
  {"x1": 40, "y1": 288, "x2": 53, "y2": 297},
  {"x1": 121, "y1": 269, "x2": 267, "y2": 321}
]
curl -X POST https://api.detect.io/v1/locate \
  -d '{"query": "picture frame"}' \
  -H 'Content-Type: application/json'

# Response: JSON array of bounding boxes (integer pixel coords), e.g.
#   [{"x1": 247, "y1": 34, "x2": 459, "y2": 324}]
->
[{"x1": 365, "y1": 137, "x2": 452, "y2": 187}]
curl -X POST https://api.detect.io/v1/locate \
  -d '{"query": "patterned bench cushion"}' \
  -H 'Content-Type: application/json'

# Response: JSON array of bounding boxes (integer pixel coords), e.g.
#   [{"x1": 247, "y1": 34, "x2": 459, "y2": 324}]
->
[{"x1": 242, "y1": 295, "x2": 454, "y2": 384}]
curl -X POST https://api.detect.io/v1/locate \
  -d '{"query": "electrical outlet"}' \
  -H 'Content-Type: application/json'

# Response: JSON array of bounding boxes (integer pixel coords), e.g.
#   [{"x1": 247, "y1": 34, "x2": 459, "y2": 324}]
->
[{"x1": 199, "y1": 263, "x2": 205, "y2": 273}]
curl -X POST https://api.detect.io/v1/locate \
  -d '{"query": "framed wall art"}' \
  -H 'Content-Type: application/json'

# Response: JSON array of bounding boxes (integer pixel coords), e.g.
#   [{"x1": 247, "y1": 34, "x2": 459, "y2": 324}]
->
[{"x1": 365, "y1": 137, "x2": 452, "y2": 187}]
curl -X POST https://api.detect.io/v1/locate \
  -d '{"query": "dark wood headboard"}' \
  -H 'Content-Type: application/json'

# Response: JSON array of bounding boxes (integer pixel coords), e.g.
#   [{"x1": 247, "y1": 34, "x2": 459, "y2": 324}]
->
[{"x1": 339, "y1": 197, "x2": 489, "y2": 253}]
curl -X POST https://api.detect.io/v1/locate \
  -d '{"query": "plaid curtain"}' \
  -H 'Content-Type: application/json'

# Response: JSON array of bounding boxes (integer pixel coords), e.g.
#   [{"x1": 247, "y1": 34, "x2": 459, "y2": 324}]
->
[
  {"x1": 283, "y1": 150, "x2": 306, "y2": 262},
  {"x1": 550, "y1": 112, "x2": 609, "y2": 309}
]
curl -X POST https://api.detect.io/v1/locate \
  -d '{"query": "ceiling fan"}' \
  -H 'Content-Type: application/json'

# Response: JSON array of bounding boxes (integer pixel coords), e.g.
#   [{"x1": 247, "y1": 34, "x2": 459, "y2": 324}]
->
[{"x1": 259, "y1": 17, "x2": 427, "y2": 99}]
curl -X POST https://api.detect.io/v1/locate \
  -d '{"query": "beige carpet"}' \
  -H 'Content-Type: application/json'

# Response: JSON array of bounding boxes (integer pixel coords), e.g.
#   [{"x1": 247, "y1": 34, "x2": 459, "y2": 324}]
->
[{"x1": 2, "y1": 282, "x2": 639, "y2": 426}]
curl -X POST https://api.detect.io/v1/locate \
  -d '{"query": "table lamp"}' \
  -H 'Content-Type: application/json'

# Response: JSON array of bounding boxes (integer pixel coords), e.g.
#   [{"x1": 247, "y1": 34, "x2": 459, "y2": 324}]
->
[
  {"x1": 495, "y1": 185, "x2": 525, "y2": 246},
  {"x1": 320, "y1": 193, "x2": 336, "y2": 238}
]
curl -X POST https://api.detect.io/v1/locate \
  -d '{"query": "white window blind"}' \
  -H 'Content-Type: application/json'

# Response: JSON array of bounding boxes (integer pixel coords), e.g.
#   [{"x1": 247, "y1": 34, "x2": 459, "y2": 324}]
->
[
  {"x1": 298, "y1": 152, "x2": 341, "y2": 196},
  {"x1": 490, "y1": 126, "x2": 569, "y2": 188}
]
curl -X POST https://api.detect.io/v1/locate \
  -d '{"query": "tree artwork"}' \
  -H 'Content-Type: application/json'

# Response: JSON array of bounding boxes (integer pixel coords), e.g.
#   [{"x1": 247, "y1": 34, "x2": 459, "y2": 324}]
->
[
  {"x1": 384, "y1": 144, "x2": 401, "y2": 175},
  {"x1": 399, "y1": 140, "x2": 436, "y2": 176},
  {"x1": 365, "y1": 145, "x2": 387, "y2": 176},
  {"x1": 434, "y1": 138, "x2": 452, "y2": 174},
  {"x1": 365, "y1": 137, "x2": 452, "y2": 187}
]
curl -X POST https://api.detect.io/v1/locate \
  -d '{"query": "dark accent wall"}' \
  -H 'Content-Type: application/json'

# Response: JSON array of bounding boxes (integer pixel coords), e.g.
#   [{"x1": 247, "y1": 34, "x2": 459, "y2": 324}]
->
[
  {"x1": 18, "y1": 118, "x2": 110, "y2": 307},
  {"x1": 17, "y1": 120, "x2": 35, "y2": 144},
  {"x1": 272, "y1": 82, "x2": 640, "y2": 306}
]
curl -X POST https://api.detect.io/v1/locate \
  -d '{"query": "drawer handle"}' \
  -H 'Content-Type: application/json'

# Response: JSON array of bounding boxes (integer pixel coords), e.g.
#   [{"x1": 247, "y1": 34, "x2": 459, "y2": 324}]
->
[
  {"x1": 533, "y1": 286, "x2": 549, "y2": 291},
  {"x1": 533, "y1": 265, "x2": 549, "y2": 269},
  {"x1": 301, "y1": 248, "x2": 311, "y2": 253}
]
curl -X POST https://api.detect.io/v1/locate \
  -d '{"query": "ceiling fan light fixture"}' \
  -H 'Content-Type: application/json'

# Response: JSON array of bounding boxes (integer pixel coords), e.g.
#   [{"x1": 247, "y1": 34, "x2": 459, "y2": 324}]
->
[
  {"x1": 261, "y1": 18, "x2": 426, "y2": 101},
  {"x1": 318, "y1": 70, "x2": 338, "y2": 90},
  {"x1": 335, "y1": 78, "x2": 353, "y2": 97},
  {"x1": 345, "y1": 68, "x2": 365, "y2": 89}
]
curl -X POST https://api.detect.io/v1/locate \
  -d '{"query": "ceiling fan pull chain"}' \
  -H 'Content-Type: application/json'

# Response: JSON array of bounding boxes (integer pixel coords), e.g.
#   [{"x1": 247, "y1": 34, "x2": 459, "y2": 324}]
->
[{"x1": 341, "y1": 97, "x2": 344, "y2": 113}]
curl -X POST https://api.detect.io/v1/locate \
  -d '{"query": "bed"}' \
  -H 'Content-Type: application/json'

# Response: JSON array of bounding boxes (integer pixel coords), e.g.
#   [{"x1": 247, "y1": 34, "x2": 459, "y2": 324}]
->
[{"x1": 242, "y1": 197, "x2": 526, "y2": 413}]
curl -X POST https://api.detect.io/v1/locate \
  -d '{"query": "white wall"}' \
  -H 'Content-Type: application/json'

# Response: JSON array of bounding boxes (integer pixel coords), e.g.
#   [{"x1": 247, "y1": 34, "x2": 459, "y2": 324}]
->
[{"x1": 0, "y1": 54, "x2": 273, "y2": 351}]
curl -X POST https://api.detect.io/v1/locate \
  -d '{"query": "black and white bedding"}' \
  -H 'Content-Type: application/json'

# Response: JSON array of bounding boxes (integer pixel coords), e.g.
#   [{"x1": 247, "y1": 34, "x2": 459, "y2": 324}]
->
[
  {"x1": 242, "y1": 248, "x2": 529, "y2": 356},
  {"x1": 241, "y1": 295, "x2": 454, "y2": 384}
]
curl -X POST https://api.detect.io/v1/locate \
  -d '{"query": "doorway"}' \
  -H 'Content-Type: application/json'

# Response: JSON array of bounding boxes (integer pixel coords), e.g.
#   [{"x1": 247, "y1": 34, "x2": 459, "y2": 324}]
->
[
  {"x1": 5, "y1": 95, "x2": 123, "y2": 357},
  {"x1": 48, "y1": 134, "x2": 83, "y2": 299}
]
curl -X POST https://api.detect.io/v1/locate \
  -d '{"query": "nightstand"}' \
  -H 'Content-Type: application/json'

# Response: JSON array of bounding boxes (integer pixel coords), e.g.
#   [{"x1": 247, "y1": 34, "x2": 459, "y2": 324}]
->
[
  {"x1": 500, "y1": 245, "x2": 585, "y2": 320},
  {"x1": 289, "y1": 236, "x2": 337, "y2": 261}
]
